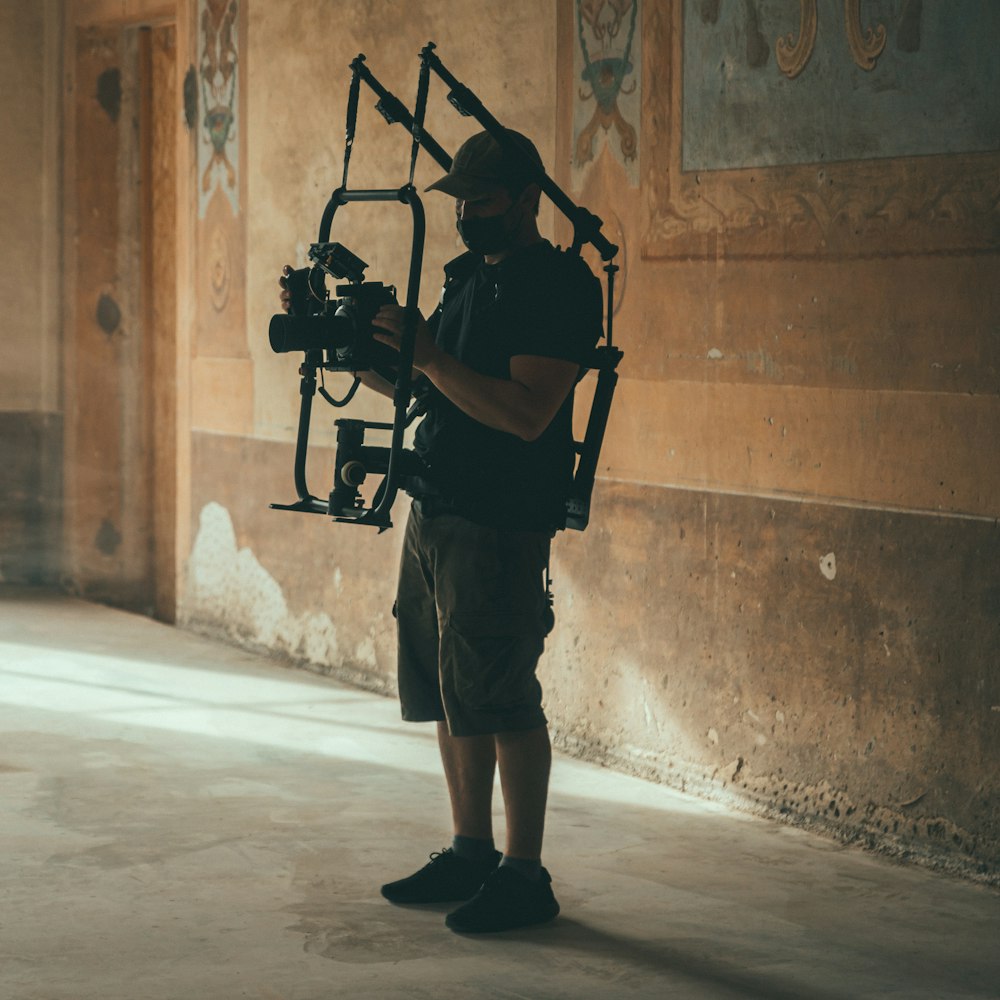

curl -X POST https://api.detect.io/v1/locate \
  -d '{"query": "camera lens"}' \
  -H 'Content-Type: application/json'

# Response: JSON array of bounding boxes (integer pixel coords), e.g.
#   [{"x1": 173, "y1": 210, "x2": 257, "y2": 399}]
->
[{"x1": 268, "y1": 314, "x2": 351, "y2": 354}]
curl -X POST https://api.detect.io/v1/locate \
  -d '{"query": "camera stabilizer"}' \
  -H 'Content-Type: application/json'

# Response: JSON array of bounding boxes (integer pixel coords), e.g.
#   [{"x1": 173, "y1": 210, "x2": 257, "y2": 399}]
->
[{"x1": 269, "y1": 44, "x2": 624, "y2": 532}]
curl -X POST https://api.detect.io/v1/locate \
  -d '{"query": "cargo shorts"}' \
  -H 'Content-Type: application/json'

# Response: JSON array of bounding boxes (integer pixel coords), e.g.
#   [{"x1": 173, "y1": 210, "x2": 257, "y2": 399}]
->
[{"x1": 394, "y1": 500, "x2": 552, "y2": 737}]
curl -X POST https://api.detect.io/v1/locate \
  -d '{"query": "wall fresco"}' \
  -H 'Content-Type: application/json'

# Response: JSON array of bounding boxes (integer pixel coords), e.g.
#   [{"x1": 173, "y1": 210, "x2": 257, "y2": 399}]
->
[
  {"x1": 643, "y1": 2, "x2": 1000, "y2": 259},
  {"x1": 171, "y1": 0, "x2": 1000, "y2": 882},
  {"x1": 572, "y1": 0, "x2": 642, "y2": 188},
  {"x1": 682, "y1": 0, "x2": 1000, "y2": 172},
  {"x1": 198, "y1": 0, "x2": 239, "y2": 218},
  {"x1": 193, "y1": 0, "x2": 247, "y2": 364}
]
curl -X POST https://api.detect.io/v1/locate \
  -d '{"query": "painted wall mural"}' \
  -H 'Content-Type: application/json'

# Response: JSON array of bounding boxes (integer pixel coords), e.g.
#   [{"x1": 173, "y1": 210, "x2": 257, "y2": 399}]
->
[
  {"x1": 775, "y1": 0, "x2": 886, "y2": 78},
  {"x1": 682, "y1": 0, "x2": 1000, "y2": 171},
  {"x1": 641, "y1": 2, "x2": 1000, "y2": 259},
  {"x1": 198, "y1": 0, "x2": 239, "y2": 218},
  {"x1": 572, "y1": 0, "x2": 642, "y2": 188},
  {"x1": 193, "y1": 0, "x2": 246, "y2": 355}
]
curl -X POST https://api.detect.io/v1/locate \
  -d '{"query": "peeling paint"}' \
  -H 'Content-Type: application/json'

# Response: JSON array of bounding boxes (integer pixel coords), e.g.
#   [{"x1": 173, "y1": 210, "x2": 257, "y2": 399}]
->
[
  {"x1": 820, "y1": 552, "x2": 837, "y2": 580},
  {"x1": 355, "y1": 635, "x2": 377, "y2": 669},
  {"x1": 95, "y1": 67, "x2": 121, "y2": 122},
  {"x1": 94, "y1": 519, "x2": 121, "y2": 556},
  {"x1": 96, "y1": 293, "x2": 121, "y2": 336},
  {"x1": 642, "y1": 697, "x2": 655, "y2": 728},
  {"x1": 746, "y1": 349, "x2": 782, "y2": 378},
  {"x1": 186, "y1": 502, "x2": 342, "y2": 667},
  {"x1": 553, "y1": 725, "x2": 997, "y2": 886}
]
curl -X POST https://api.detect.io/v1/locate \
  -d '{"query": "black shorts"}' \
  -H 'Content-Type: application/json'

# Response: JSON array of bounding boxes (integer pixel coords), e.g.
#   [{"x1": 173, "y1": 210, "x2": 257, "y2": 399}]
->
[{"x1": 394, "y1": 500, "x2": 552, "y2": 737}]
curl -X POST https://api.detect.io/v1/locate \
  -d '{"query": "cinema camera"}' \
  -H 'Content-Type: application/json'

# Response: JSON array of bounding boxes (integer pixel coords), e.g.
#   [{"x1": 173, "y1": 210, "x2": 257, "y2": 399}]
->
[
  {"x1": 268, "y1": 242, "x2": 399, "y2": 375},
  {"x1": 268, "y1": 44, "x2": 623, "y2": 532}
]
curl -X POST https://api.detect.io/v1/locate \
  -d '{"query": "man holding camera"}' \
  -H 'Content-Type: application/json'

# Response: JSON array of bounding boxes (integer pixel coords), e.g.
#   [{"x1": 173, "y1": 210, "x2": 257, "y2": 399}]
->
[{"x1": 280, "y1": 129, "x2": 602, "y2": 933}]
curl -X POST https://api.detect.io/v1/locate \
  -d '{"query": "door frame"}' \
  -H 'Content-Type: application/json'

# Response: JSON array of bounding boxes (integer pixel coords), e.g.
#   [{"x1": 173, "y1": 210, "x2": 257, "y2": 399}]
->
[{"x1": 63, "y1": 0, "x2": 194, "y2": 621}]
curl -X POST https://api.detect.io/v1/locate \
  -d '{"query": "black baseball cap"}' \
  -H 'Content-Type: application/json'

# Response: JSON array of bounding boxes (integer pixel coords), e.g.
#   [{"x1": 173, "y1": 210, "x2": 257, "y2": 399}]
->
[{"x1": 426, "y1": 129, "x2": 544, "y2": 200}]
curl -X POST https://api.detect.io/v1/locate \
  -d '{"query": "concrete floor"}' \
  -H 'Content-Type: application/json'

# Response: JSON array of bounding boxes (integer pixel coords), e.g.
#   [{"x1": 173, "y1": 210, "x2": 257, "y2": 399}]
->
[{"x1": 1, "y1": 591, "x2": 998, "y2": 1000}]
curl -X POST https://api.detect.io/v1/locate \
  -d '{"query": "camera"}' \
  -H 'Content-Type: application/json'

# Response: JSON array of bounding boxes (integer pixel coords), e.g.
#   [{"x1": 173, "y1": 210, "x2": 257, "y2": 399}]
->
[{"x1": 268, "y1": 242, "x2": 399, "y2": 372}]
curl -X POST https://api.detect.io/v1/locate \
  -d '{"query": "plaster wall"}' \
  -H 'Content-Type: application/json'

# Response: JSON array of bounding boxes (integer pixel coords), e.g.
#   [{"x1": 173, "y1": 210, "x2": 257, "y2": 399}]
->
[
  {"x1": 548, "y1": 1, "x2": 1000, "y2": 879},
  {"x1": 0, "y1": 1, "x2": 62, "y2": 414},
  {"x1": 183, "y1": 0, "x2": 561, "y2": 700},
  {"x1": 0, "y1": 2, "x2": 63, "y2": 583},
  {"x1": 169, "y1": 0, "x2": 999, "y2": 881}
]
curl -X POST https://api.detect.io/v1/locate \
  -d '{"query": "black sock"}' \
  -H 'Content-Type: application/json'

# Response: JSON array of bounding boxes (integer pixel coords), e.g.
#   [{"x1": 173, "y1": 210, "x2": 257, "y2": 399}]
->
[
  {"x1": 499, "y1": 855, "x2": 542, "y2": 881},
  {"x1": 451, "y1": 834, "x2": 496, "y2": 863}
]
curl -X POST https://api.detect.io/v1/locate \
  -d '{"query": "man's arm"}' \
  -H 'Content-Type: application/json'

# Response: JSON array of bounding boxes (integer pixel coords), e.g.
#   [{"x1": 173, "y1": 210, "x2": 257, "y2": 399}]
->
[
  {"x1": 373, "y1": 304, "x2": 578, "y2": 442},
  {"x1": 354, "y1": 368, "x2": 395, "y2": 400},
  {"x1": 422, "y1": 352, "x2": 578, "y2": 442}
]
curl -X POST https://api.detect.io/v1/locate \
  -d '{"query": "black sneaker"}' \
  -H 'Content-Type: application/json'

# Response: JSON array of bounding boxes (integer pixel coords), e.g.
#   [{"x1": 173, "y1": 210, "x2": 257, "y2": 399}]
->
[
  {"x1": 380, "y1": 848, "x2": 502, "y2": 904},
  {"x1": 445, "y1": 865, "x2": 560, "y2": 933}
]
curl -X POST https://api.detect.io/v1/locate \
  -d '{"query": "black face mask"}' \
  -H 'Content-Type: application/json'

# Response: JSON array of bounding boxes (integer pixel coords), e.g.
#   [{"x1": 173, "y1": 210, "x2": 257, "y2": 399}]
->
[{"x1": 456, "y1": 203, "x2": 519, "y2": 255}]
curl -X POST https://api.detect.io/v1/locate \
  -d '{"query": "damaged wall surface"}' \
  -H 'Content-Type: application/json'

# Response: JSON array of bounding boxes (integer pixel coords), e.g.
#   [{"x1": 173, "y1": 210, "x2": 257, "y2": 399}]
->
[
  {"x1": 3, "y1": 0, "x2": 998, "y2": 883},
  {"x1": 0, "y1": 2, "x2": 63, "y2": 585},
  {"x1": 183, "y1": 0, "x2": 1000, "y2": 881}
]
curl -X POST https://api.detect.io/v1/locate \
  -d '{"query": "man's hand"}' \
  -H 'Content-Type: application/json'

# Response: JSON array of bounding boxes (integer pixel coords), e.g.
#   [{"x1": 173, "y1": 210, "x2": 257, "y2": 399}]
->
[
  {"x1": 278, "y1": 264, "x2": 292, "y2": 313},
  {"x1": 277, "y1": 264, "x2": 396, "y2": 401},
  {"x1": 372, "y1": 305, "x2": 442, "y2": 373}
]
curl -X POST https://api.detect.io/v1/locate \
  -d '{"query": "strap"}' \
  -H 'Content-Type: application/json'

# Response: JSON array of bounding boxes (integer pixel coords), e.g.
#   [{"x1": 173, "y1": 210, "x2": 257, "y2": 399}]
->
[
  {"x1": 342, "y1": 60, "x2": 362, "y2": 189},
  {"x1": 409, "y1": 51, "x2": 432, "y2": 187}
]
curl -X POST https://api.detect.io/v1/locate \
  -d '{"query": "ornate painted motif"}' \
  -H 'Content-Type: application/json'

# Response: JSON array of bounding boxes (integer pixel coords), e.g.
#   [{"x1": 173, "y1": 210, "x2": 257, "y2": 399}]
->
[
  {"x1": 776, "y1": 0, "x2": 887, "y2": 79},
  {"x1": 682, "y1": 0, "x2": 999, "y2": 171},
  {"x1": 573, "y1": 0, "x2": 642, "y2": 187},
  {"x1": 844, "y1": 0, "x2": 887, "y2": 71},
  {"x1": 775, "y1": 0, "x2": 818, "y2": 79},
  {"x1": 198, "y1": 0, "x2": 239, "y2": 218},
  {"x1": 647, "y1": 1, "x2": 1000, "y2": 258}
]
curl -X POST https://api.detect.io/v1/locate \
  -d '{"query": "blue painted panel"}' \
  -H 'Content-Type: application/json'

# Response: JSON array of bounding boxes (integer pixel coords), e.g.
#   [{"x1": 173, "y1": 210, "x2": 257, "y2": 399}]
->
[{"x1": 682, "y1": 0, "x2": 1000, "y2": 171}]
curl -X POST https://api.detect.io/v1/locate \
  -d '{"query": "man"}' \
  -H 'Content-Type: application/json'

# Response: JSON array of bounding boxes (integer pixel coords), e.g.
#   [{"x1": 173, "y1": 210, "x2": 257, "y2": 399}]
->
[{"x1": 280, "y1": 129, "x2": 602, "y2": 933}]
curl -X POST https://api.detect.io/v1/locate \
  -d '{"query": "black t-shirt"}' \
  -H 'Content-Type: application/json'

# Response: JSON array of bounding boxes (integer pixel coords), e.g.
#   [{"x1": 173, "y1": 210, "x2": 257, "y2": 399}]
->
[{"x1": 411, "y1": 240, "x2": 603, "y2": 531}]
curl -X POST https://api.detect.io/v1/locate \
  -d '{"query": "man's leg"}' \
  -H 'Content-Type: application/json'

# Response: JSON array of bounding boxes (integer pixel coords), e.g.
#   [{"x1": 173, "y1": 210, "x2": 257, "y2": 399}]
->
[
  {"x1": 437, "y1": 721, "x2": 496, "y2": 840},
  {"x1": 379, "y1": 723, "x2": 499, "y2": 904},
  {"x1": 381, "y1": 507, "x2": 502, "y2": 905},
  {"x1": 444, "y1": 723, "x2": 558, "y2": 932},
  {"x1": 495, "y1": 724, "x2": 551, "y2": 860},
  {"x1": 436, "y1": 722, "x2": 552, "y2": 858}
]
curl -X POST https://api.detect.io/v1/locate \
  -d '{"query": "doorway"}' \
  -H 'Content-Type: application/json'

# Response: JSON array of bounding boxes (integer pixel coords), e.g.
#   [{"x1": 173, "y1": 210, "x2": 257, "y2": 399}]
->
[{"x1": 65, "y1": 13, "x2": 179, "y2": 621}]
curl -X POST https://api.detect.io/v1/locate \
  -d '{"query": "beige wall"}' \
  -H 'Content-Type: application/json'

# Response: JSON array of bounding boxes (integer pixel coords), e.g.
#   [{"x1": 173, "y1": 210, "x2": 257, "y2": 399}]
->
[
  {"x1": 178, "y1": 0, "x2": 1000, "y2": 883},
  {"x1": 0, "y1": 1, "x2": 63, "y2": 585},
  {"x1": 184, "y1": 0, "x2": 566, "y2": 686},
  {"x1": 0, "y1": 1, "x2": 62, "y2": 413},
  {"x1": 244, "y1": 1, "x2": 559, "y2": 447},
  {"x1": 3, "y1": 1, "x2": 995, "y2": 881}
]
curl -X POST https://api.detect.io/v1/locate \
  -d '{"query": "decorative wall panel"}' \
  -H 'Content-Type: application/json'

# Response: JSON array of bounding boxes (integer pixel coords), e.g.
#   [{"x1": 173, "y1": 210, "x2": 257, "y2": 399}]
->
[
  {"x1": 193, "y1": 0, "x2": 247, "y2": 363},
  {"x1": 683, "y1": 0, "x2": 1000, "y2": 171},
  {"x1": 644, "y1": 1, "x2": 1000, "y2": 259},
  {"x1": 197, "y1": 0, "x2": 239, "y2": 219},
  {"x1": 572, "y1": 0, "x2": 643, "y2": 188}
]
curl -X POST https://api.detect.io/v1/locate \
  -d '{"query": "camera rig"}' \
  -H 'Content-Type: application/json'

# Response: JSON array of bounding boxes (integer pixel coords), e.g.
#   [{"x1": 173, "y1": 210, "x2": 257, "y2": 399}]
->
[{"x1": 269, "y1": 44, "x2": 623, "y2": 532}]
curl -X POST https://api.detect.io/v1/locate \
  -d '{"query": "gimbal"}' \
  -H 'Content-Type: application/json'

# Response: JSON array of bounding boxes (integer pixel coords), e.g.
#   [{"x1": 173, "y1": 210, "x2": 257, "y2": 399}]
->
[{"x1": 270, "y1": 43, "x2": 623, "y2": 532}]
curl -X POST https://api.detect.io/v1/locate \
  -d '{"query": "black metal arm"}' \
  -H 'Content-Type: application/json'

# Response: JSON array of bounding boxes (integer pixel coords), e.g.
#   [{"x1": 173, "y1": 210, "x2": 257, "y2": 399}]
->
[{"x1": 270, "y1": 45, "x2": 624, "y2": 532}]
